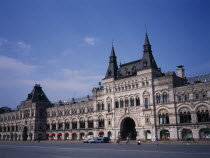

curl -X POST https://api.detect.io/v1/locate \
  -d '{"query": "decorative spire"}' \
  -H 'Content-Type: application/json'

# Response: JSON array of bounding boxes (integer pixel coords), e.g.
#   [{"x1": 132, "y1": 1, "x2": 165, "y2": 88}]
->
[
  {"x1": 143, "y1": 32, "x2": 151, "y2": 52},
  {"x1": 144, "y1": 32, "x2": 150, "y2": 45},
  {"x1": 105, "y1": 45, "x2": 118, "y2": 79},
  {"x1": 110, "y1": 44, "x2": 116, "y2": 57},
  {"x1": 141, "y1": 32, "x2": 158, "y2": 70}
]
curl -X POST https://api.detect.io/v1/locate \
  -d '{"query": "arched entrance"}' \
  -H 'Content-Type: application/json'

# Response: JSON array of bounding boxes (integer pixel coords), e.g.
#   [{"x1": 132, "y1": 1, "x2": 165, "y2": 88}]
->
[
  {"x1": 199, "y1": 128, "x2": 210, "y2": 139},
  {"x1": 108, "y1": 131, "x2": 112, "y2": 138},
  {"x1": 120, "y1": 117, "x2": 137, "y2": 140},
  {"x1": 160, "y1": 130, "x2": 170, "y2": 140},
  {"x1": 181, "y1": 128, "x2": 193, "y2": 141},
  {"x1": 145, "y1": 130, "x2": 151, "y2": 140},
  {"x1": 22, "y1": 126, "x2": 28, "y2": 141}
]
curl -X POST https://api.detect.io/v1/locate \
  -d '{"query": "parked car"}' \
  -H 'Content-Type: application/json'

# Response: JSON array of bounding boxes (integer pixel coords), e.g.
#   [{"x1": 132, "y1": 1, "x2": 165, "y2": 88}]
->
[
  {"x1": 95, "y1": 137, "x2": 111, "y2": 143},
  {"x1": 83, "y1": 137, "x2": 111, "y2": 143},
  {"x1": 83, "y1": 138, "x2": 92, "y2": 143},
  {"x1": 83, "y1": 137, "x2": 99, "y2": 143},
  {"x1": 103, "y1": 137, "x2": 111, "y2": 143}
]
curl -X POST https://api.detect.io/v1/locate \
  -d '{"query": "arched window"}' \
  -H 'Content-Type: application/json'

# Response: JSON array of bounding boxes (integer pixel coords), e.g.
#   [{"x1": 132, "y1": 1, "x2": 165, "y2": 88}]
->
[
  {"x1": 98, "y1": 116, "x2": 104, "y2": 127},
  {"x1": 115, "y1": 100, "x2": 119, "y2": 108},
  {"x1": 156, "y1": 94, "x2": 161, "y2": 104},
  {"x1": 120, "y1": 99, "x2": 124, "y2": 108},
  {"x1": 158, "y1": 110, "x2": 170, "y2": 124},
  {"x1": 58, "y1": 121, "x2": 63, "y2": 130},
  {"x1": 108, "y1": 103, "x2": 111, "y2": 112},
  {"x1": 144, "y1": 98, "x2": 148, "y2": 108},
  {"x1": 136, "y1": 96, "x2": 140, "y2": 106},
  {"x1": 72, "y1": 119, "x2": 77, "y2": 129},
  {"x1": 163, "y1": 92, "x2": 168, "y2": 103},
  {"x1": 143, "y1": 91, "x2": 149, "y2": 108},
  {"x1": 197, "y1": 108, "x2": 209, "y2": 122},
  {"x1": 102, "y1": 102, "x2": 104, "y2": 111},
  {"x1": 130, "y1": 97, "x2": 134, "y2": 106},
  {"x1": 88, "y1": 117, "x2": 94, "y2": 128},
  {"x1": 194, "y1": 93, "x2": 200, "y2": 100},
  {"x1": 179, "y1": 109, "x2": 191, "y2": 123},
  {"x1": 97, "y1": 103, "x2": 101, "y2": 111},
  {"x1": 52, "y1": 121, "x2": 56, "y2": 130},
  {"x1": 65, "y1": 120, "x2": 70, "y2": 129},
  {"x1": 184, "y1": 94, "x2": 189, "y2": 101},
  {"x1": 125, "y1": 98, "x2": 129, "y2": 107},
  {"x1": 80, "y1": 118, "x2": 85, "y2": 129}
]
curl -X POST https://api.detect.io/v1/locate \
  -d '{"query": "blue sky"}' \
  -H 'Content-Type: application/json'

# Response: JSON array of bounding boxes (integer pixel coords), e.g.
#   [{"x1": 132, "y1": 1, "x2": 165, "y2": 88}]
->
[{"x1": 0, "y1": 0, "x2": 210, "y2": 108}]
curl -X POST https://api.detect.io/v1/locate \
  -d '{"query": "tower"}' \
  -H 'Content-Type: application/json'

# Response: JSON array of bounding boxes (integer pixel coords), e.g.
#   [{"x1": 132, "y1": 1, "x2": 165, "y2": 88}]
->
[
  {"x1": 141, "y1": 32, "x2": 158, "y2": 69},
  {"x1": 104, "y1": 45, "x2": 118, "y2": 79}
]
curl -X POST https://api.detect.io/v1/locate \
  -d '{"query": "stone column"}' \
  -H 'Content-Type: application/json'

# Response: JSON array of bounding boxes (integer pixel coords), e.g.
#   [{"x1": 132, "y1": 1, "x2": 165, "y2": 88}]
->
[
  {"x1": 56, "y1": 123, "x2": 58, "y2": 130},
  {"x1": 62, "y1": 133, "x2": 65, "y2": 140},
  {"x1": 94, "y1": 119, "x2": 97, "y2": 128},
  {"x1": 50, "y1": 124, "x2": 52, "y2": 130},
  {"x1": 85, "y1": 121, "x2": 88, "y2": 129},
  {"x1": 77, "y1": 122, "x2": 80, "y2": 130},
  {"x1": 63, "y1": 122, "x2": 65, "y2": 130}
]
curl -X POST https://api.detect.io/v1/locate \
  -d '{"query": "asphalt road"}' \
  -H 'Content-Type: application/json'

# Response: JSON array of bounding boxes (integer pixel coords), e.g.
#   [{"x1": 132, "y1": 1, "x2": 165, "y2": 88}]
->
[{"x1": 0, "y1": 142, "x2": 210, "y2": 158}]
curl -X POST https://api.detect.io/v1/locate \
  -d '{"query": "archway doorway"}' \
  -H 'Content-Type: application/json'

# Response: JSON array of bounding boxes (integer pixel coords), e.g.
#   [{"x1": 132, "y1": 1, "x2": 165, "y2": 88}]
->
[
  {"x1": 22, "y1": 126, "x2": 28, "y2": 141},
  {"x1": 120, "y1": 117, "x2": 137, "y2": 140},
  {"x1": 199, "y1": 128, "x2": 210, "y2": 139},
  {"x1": 145, "y1": 130, "x2": 151, "y2": 140},
  {"x1": 181, "y1": 128, "x2": 193, "y2": 141},
  {"x1": 108, "y1": 131, "x2": 112, "y2": 138},
  {"x1": 160, "y1": 130, "x2": 170, "y2": 140}
]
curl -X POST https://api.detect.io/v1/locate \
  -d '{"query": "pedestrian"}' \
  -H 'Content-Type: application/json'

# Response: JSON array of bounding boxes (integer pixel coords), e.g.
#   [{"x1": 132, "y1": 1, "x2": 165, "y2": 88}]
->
[
  {"x1": 37, "y1": 137, "x2": 41, "y2": 143},
  {"x1": 155, "y1": 136, "x2": 159, "y2": 151},
  {"x1": 126, "y1": 136, "x2": 130, "y2": 144},
  {"x1": 137, "y1": 139, "x2": 141, "y2": 145},
  {"x1": 116, "y1": 136, "x2": 120, "y2": 144}
]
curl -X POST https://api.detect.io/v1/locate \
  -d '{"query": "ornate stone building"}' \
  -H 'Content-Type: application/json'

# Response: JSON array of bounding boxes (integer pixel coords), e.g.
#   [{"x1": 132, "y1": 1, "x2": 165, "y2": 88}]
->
[{"x1": 0, "y1": 33, "x2": 210, "y2": 141}]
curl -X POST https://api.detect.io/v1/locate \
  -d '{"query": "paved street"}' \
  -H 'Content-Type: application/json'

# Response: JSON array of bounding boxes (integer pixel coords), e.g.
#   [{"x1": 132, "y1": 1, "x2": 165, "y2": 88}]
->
[{"x1": 0, "y1": 142, "x2": 210, "y2": 158}]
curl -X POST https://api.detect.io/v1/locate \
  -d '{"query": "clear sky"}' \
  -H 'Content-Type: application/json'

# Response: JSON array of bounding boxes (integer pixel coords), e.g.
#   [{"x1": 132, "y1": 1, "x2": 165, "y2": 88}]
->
[{"x1": 0, "y1": 0, "x2": 210, "y2": 108}]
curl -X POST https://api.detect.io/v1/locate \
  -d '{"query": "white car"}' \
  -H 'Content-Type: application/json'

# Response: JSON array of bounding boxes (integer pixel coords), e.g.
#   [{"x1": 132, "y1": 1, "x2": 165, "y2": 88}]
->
[
  {"x1": 83, "y1": 138, "x2": 92, "y2": 143},
  {"x1": 83, "y1": 137, "x2": 103, "y2": 143}
]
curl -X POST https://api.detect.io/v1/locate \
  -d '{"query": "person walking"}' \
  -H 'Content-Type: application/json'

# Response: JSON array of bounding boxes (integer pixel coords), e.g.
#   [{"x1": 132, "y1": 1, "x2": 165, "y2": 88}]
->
[
  {"x1": 126, "y1": 136, "x2": 130, "y2": 144},
  {"x1": 117, "y1": 136, "x2": 120, "y2": 144},
  {"x1": 155, "y1": 136, "x2": 159, "y2": 151}
]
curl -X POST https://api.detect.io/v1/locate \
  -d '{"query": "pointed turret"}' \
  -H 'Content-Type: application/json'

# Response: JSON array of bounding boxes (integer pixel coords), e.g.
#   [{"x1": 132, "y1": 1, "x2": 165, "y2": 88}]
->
[
  {"x1": 26, "y1": 84, "x2": 49, "y2": 102},
  {"x1": 141, "y1": 33, "x2": 158, "y2": 69},
  {"x1": 105, "y1": 45, "x2": 118, "y2": 79},
  {"x1": 144, "y1": 32, "x2": 150, "y2": 45}
]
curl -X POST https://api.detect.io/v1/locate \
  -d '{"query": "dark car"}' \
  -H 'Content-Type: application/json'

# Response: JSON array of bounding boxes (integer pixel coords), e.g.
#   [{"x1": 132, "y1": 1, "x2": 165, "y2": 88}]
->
[{"x1": 103, "y1": 137, "x2": 111, "y2": 143}]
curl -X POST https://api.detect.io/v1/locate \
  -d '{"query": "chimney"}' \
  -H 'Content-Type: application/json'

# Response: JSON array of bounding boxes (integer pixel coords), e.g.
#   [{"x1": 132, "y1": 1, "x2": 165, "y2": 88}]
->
[
  {"x1": 98, "y1": 82, "x2": 101, "y2": 88},
  {"x1": 72, "y1": 98, "x2": 75, "y2": 103},
  {"x1": 177, "y1": 65, "x2": 185, "y2": 78}
]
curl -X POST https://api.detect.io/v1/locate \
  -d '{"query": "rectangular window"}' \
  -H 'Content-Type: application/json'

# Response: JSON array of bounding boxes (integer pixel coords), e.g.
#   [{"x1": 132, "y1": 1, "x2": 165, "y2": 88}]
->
[
  {"x1": 108, "y1": 104, "x2": 111, "y2": 112},
  {"x1": 144, "y1": 98, "x2": 148, "y2": 108}
]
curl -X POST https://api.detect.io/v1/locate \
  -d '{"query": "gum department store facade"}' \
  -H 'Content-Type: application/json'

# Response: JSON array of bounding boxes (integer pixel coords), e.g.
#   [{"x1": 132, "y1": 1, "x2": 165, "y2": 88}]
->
[{"x1": 0, "y1": 33, "x2": 210, "y2": 141}]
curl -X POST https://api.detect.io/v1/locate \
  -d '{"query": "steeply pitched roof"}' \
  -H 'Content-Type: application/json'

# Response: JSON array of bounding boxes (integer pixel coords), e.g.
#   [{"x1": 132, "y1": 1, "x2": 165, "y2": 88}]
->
[
  {"x1": 26, "y1": 84, "x2": 49, "y2": 102},
  {"x1": 144, "y1": 32, "x2": 150, "y2": 45},
  {"x1": 104, "y1": 46, "x2": 118, "y2": 79}
]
